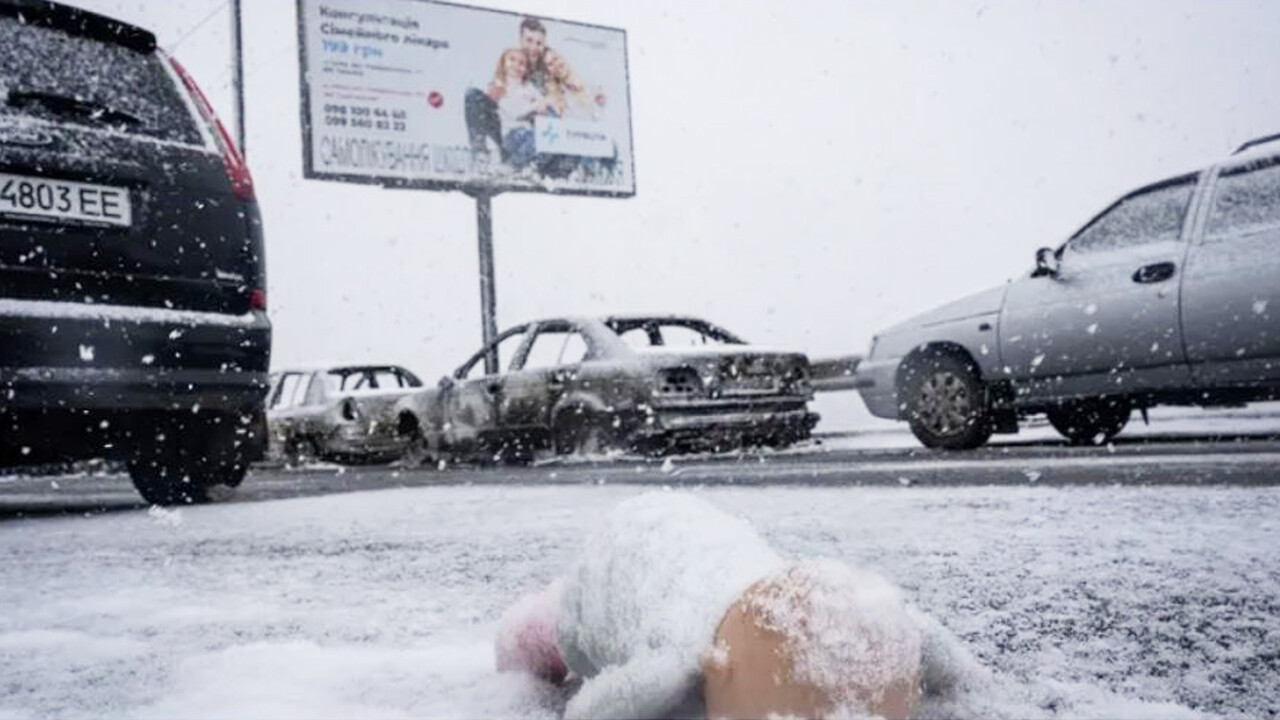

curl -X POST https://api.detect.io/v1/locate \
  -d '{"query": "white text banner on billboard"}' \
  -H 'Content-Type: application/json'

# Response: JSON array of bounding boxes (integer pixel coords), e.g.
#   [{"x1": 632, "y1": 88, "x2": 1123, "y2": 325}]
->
[{"x1": 297, "y1": 0, "x2": 635, "y2": 197}]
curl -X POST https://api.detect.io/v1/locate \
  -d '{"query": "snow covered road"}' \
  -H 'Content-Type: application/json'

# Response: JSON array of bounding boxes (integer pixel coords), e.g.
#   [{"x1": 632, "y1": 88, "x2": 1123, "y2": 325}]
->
[
  {"x1": 5, "y1": 434, "x2": 1280, "y2": 520},
  {"x1": 1, "y1": 483, "x2": 1277, "y2": 719}
]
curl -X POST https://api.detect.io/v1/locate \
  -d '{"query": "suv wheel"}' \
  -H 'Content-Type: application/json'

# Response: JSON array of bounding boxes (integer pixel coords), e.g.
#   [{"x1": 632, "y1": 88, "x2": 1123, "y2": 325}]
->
[
  {"x1": 128, "y1": 415, "x2": 248, "y2": 505},
  {"x1": 902, "y1": 353, "x2": 992, "y2": 450},
  {"x1": 1046, "y1": 399, "x2": 1131, "y2": 445}
]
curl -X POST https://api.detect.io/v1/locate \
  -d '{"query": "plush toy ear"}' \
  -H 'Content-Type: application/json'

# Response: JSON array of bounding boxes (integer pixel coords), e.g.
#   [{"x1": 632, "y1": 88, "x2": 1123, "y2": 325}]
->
[{"x1": 495, "y1": 581, "x2": 568, "y2": 683}]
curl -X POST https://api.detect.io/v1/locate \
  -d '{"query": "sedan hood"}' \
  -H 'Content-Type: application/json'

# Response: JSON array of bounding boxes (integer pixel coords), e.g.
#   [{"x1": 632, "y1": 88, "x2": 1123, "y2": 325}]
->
[{"x1": 880, "y1": 284, "x2": 1007, "y2": 335}]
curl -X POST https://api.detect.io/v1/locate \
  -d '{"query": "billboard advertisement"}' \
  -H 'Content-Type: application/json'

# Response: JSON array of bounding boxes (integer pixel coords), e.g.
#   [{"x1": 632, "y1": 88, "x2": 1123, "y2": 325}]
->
[{"x1": 296, "y1": 0, "x2": 635, "y2": 197}]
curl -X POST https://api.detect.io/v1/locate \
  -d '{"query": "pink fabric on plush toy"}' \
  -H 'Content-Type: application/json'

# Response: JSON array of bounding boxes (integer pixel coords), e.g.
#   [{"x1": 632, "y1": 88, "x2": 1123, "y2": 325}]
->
[{"x1": 495, "y1": 579, "x2": 568, "y2": 683}]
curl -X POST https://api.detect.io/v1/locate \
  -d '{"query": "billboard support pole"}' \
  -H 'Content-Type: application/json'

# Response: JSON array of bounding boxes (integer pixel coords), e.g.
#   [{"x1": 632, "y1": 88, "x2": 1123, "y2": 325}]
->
[{"x1": 473, "y1": 191, "x2": 499, "y2": 374}]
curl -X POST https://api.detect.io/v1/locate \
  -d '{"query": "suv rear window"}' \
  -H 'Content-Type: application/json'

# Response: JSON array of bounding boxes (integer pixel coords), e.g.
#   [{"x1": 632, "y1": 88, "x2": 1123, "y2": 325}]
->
[{"x1": 0, "y1": 15, "x2": 202, "y2": 145}]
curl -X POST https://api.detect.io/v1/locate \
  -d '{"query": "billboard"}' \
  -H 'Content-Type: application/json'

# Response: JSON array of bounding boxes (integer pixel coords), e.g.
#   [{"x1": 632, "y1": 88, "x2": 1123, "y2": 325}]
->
[{"x1": 296, "y1": 0, "x2": 635, "y2": 197}]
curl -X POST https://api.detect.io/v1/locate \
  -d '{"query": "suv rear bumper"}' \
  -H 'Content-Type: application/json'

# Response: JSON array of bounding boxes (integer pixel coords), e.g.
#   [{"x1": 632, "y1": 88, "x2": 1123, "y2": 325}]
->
[
  {"x1": 0, "y1": 300, "x2": 270, "y2": 463},
  {"x1": 2, "y1": 366, "x2": 269, "y2": 410}
]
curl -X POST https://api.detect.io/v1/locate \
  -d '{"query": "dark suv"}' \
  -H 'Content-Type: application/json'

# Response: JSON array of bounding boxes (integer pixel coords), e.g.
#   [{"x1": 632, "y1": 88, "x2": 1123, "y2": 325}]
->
[{"x1": 0, "y1": 1, "x2": 271, "y2": 504}]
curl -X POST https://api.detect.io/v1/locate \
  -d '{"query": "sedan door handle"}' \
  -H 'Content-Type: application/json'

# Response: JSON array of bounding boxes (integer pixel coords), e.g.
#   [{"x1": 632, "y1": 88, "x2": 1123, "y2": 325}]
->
[{"x1": 1132, "y1": 262, "x2": 1176, "y2": 284}]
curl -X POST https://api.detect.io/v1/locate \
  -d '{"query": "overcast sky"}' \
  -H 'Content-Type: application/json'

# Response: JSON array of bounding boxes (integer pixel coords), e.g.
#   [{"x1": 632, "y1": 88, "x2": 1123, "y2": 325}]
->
[{"x1": 63, "y1": 0, "x2": 1280, "y2": 428}]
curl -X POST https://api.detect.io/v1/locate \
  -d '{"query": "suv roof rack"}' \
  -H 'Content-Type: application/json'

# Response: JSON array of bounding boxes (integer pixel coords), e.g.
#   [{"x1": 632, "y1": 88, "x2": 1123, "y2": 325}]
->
[
  {"x1": 1233, "y1": 132, "x2": 1280, "y2": 156},
  {"x1": 0, "y1": 0, "x2": 156, "y2": 54}
]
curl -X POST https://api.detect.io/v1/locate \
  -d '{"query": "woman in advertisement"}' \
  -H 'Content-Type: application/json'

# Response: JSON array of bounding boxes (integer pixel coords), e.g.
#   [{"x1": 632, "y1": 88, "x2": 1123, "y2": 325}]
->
[
  {"x1": 489, "y1": 48, "x2": 545, "y2": 171},
  {"x1": 545, "y1": 50, "x2": 596, "y2": 120},
  {"x1": 541, "y1": 49, "x2": 617, "y2": 182}
]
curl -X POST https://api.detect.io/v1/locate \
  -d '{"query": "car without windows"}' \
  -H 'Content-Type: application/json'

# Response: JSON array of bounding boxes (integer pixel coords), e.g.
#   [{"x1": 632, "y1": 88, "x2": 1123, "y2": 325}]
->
[
  {"x1": 267, "y1": 365, "x2": 423, "y2": 465},
  {"x1": 856, "y1": 134, "x2": 1280, "y2": 449},
  {"x1": 392, "y1": 315, "x2": 820, "y2": 463},
  {"x1": 0, "y1": 1, "x2": 270, "y2": 504}
]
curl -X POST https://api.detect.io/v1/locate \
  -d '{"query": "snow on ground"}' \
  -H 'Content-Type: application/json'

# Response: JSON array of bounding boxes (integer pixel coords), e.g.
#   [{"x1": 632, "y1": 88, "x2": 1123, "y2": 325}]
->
[
  {"x1": 1, "y1": 485, "x2": 1277, "y2": 719},
  {"x1": 810, "y1": 401, "x2": 1280, "y2": 451}
]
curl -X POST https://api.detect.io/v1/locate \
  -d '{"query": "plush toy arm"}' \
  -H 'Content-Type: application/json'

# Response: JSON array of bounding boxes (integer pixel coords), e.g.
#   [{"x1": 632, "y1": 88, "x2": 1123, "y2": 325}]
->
[
  {"x1": 562, "y1": 651, "x2": 697, "y2": 720},
  {"x1": 909, "y1": 606, "x2": 991, "y2": 700}
]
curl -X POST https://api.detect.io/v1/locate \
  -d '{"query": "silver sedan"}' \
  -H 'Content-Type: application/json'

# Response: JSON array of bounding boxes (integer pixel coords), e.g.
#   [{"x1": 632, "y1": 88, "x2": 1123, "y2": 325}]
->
[{"x1": 857, "y1": 135, "x2": 1280, "y2": 449}]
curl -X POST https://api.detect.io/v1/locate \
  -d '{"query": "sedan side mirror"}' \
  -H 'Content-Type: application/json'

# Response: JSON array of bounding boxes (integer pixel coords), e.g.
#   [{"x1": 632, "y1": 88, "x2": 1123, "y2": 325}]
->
[
  {"x1": 1032, "y1": 247, "x2": 1060, "y2": 278},
  {"x1": 438, "y1": 375, "x2": 455, "y2": 391}
]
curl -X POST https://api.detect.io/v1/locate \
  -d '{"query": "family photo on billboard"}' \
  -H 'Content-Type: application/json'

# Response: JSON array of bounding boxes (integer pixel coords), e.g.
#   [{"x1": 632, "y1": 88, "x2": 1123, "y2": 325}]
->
[{"x1": 463, "y1": 16, "x2": 620, "y2": 183}]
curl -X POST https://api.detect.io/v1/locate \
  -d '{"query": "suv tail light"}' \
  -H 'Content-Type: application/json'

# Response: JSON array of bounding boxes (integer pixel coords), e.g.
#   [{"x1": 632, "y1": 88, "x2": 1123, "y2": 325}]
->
[
  {"x1": 166, "y1": 55, "x2": 255, "y2": 202},
  {"x1": 249, "y1": 289, "x2": 267, "y2": 311}
]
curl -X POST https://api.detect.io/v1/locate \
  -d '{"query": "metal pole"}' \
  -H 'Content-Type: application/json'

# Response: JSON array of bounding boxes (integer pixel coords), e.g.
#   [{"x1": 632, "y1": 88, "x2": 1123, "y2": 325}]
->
[
  {"x1": 230, "y1": 0, "x2": 246, "y2": 155},
  {"x1": 475, "y1": 193, "x2": 499, "y2": 374}
]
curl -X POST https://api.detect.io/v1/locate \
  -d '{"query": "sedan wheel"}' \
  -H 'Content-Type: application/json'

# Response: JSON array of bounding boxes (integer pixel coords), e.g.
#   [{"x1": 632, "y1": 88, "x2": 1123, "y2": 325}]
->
[
  {"x1": 902, "y1": 353, "x2": 992, "y2": 450},
  {"x1": 398, "y1": 431, "x2": 433, "y2": 468},
  {"x1": 1046, "y1": 399, "x2": 1131, "y2": 446},
  {"x1": 285, "y1": 436, "x2": 321, "y2": 467},
  {"x1": 553, "y1": 409, "x2": 614, "y2": 457}
]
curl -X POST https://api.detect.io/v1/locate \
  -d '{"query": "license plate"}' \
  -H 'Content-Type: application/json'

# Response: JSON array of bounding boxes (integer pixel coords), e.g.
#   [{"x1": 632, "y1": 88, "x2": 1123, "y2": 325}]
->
[{"x1": 0, "y1": 173, "x2": 131, "y2": 227}]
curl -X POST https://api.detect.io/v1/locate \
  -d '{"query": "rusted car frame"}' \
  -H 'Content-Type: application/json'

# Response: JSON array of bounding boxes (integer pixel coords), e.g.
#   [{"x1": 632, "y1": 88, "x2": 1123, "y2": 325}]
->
[
  {"x1": 267, "y1": 365, "x2": 423, "y2": 465},
  {"x1": 393, "y1": 315, "x2": 820, "y2": 464}
]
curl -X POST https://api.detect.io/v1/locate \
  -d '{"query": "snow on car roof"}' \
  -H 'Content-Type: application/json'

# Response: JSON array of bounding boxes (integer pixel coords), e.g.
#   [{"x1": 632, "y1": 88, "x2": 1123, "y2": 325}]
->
[
  {"x1": 511, "y1": 314, "x2": 725, "y2": 326},
  {"x1": 601, "y1": 313, "x2": 717, "y2": 323},
  {"x1": 269, "y1": 363, "x2": 417, "y2": 376}
]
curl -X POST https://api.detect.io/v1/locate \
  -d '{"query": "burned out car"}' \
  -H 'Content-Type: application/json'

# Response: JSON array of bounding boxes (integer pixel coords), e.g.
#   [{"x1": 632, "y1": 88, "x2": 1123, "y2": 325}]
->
[
  {"x1": 267, "y1": 365, "x2": 422, "y2": 465},
  {"x1": 393, "y1": 315, "x2": 819, "y2": 463}
]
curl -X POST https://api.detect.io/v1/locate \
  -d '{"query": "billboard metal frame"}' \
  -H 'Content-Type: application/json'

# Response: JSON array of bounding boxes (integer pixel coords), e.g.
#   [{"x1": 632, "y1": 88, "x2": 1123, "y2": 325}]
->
[{"x1": 294, "y1": 0, "x2": 637, "y2": 199}]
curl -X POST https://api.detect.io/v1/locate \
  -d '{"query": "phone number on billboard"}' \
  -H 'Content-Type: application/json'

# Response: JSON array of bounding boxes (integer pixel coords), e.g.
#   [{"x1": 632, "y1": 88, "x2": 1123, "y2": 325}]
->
[{"x1": 323, "y1": 104, "x2": 408, "y2": 132}]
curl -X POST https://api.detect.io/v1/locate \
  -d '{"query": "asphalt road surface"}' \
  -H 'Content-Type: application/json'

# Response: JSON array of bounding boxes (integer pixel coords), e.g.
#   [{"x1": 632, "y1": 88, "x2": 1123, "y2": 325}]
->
[{"x1": 4, "y1": 431, "x2": 1279, "y2": 519}]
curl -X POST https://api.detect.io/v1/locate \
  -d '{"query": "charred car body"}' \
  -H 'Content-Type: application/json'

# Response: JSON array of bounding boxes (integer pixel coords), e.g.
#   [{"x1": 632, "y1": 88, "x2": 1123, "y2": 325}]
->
[
  {"x1": 394, "y1": 316, "x2": 819, "y2": 463},
  {"x1": 857, "y1": 135, "x2": 1280, "y2": 449},
  {"x1": 267, "y1": 365, "x2": 422, "y2": 465},
  {"x1": 0, "y1": 1, "x2": 270, "y2": 504}
]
